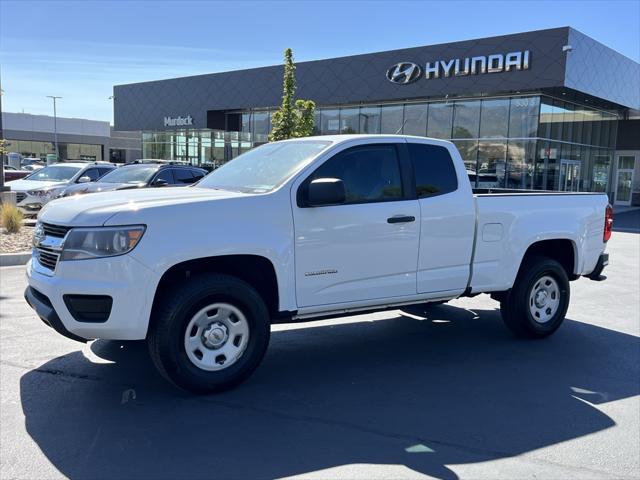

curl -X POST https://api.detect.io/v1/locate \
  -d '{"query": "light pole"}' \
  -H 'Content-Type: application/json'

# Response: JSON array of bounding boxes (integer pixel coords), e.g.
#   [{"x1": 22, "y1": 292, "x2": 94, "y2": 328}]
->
[{"x1": 46, "y1": 95, "x2": 62, "y2": 162}]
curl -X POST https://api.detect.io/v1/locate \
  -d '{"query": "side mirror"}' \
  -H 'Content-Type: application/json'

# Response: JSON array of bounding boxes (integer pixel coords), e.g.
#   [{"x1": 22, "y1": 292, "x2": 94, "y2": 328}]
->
[
  {"x1": 77, "y1": 175, "x2": 91, "y2": 183},
  {"x1": 307, "y1": 178, "x2": 346, "y2": 207},
  {"x1": 153, "y1": 178, "x2": 169, "y2": 187}
]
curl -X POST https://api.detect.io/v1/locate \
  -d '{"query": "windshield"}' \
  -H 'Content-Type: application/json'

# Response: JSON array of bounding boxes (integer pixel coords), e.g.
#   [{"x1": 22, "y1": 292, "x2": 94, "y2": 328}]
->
[
  {"x1": 97, "y1": 166, "x2": 158, "y2": 184},
  {"x1": 198, "y1": 141, "x2": 331, "y2": 193},
  {"x1": 25, "y1": 165, "x2": 82, "y2": 182}
]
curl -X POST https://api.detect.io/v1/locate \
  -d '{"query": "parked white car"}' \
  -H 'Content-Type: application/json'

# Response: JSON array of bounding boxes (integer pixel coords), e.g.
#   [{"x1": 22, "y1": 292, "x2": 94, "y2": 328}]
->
[
  {"x1": 25, "y1": 135, "x2": 612, "y2": 393},
  {"x1": 6, "y1": 162, "x2": 115, "y2": 214}
]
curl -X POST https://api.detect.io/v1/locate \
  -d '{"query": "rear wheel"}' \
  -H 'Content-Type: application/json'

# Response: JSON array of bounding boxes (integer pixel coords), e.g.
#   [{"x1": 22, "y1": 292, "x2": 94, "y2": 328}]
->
[
  {"x1": 148, "y1": 274, "x2": 270, "y2": 393},
  {"x1": 500, "y1": 255, "x2": 570, "y2": 338}
]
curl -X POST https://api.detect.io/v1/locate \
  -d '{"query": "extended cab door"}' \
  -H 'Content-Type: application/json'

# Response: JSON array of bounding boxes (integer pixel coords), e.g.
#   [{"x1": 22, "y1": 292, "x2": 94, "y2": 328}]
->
[
  {"x1": 292, "y1": 141, "x2": 420, "y2": 308},
  {"x1": 408, "y1": 142, "x2": 475, "y2": 294}
]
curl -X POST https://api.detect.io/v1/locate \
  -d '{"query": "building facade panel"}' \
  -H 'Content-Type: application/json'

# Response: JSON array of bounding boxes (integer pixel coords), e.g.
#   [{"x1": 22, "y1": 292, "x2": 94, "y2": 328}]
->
[{"x1": 113, "y1": 27, "x2": 639, "y2": 200}]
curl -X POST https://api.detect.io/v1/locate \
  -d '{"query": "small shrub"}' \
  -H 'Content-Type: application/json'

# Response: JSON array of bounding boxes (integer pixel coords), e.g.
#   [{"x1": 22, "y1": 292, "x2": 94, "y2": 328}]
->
[{"x1": 0, "y1": 203, "x2": 23, "y2": 234}]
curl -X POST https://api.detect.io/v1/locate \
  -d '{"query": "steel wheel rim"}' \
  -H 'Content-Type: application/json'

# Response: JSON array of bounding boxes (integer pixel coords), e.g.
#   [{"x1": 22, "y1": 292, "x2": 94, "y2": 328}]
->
[
  {"x1": 528, "y1": 275, "x2": 561, "y2": 324},
  {"x1": 183, "y1": 302, "x2": 250, "y2": 371}
]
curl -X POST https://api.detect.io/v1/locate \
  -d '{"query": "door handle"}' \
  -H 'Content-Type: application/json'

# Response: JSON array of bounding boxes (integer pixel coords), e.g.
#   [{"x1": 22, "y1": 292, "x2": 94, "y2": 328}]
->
[{"x1": 387, "y1": 215, "x2": 416, "y2": 224}]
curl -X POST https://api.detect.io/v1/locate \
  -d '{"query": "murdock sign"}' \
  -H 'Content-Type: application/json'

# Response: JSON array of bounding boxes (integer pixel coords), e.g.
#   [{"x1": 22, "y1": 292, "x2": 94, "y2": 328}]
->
[
  {"x1": 164, "y1": 115, "x2": 193, "y2": 127},
  {"x1": 387, "y1": 50, "x2": 530, "y2": 84}
]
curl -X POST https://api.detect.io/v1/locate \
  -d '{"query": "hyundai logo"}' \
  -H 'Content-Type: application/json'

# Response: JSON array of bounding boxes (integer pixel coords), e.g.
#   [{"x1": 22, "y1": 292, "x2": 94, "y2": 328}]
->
[{"x1": 386, "y1": 62, "x2": 422, "y2": 84}]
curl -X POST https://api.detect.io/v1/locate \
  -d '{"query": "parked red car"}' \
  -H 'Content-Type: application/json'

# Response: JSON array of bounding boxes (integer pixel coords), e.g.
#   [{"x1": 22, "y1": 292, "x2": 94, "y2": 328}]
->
[{"x1": 3, "y1": 165, "x2": 31, "y2": 182}]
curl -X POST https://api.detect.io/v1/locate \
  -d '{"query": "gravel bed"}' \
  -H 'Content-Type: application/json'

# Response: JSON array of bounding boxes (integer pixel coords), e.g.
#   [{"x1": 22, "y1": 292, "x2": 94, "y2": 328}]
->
[{"x1": 1, "y1": 225, "x2": 34, "y2": 254}]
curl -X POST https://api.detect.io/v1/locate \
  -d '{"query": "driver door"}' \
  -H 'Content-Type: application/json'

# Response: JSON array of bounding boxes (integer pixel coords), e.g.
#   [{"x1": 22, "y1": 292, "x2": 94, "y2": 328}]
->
[{"x1": 292, "y1": 142, "x2": 420, "y2": 308}]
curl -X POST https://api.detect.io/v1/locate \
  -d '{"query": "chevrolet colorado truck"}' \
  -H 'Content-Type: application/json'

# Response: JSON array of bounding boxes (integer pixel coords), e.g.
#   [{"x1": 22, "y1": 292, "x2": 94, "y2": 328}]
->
[{"x1": 24, "y1": 135, "x2": 612, "y2": 393}]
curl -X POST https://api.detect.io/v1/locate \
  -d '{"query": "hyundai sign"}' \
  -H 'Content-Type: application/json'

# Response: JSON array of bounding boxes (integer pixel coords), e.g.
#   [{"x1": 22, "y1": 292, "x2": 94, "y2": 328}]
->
[{"x1": 387, "y1": 51, "x2": 530, "y2": 84}]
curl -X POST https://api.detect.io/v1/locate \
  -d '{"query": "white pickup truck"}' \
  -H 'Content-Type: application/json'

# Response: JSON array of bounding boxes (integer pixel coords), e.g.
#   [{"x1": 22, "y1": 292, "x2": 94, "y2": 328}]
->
[{"x1": 25, "y1": 135, "x2": 612, "y2": 392}]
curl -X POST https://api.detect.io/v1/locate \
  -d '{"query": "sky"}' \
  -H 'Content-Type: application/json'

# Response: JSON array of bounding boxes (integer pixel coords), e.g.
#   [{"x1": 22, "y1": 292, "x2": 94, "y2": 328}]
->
[{"x1": 1, "y1": 0, "x2": 639, "y2": 124}]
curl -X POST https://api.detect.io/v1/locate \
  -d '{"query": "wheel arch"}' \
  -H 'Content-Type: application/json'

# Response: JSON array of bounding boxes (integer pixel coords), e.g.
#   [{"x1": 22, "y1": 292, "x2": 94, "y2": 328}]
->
[
  {"x1": 150, "y1": 254, "x2": 281, "y2": 330},
  {"x1": 518, "y1": 238, "x2": 578, "y2": 281}
]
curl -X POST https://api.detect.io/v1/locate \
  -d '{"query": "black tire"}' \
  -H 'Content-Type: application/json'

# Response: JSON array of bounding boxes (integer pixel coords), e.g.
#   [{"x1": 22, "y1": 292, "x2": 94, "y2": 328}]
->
[
  {"x1": 148, "y1": 273, "x2": 270, "y2": 393},
  {"x1": 500, "y1": 255, "x2": 570, "y2": 338}
]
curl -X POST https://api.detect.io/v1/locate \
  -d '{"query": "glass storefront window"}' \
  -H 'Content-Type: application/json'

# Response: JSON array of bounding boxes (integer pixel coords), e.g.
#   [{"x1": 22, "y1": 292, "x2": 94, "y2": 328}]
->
[
  {"x1": 321, "y1": 108, "x2": 340, "y2": 134},
  {"x1": 452, "y1": 100, "x2": 480, "y2": 139},
  {"x1": 561, "y1": 102, "x2": 574, "y2": 143},
  {"x1": 478, "y1": 140, "x2": 507, "y2": 187},
  {"x1": 402, "y1": 103, "x2": 427, "y2": 137},
  {"x1": 358, "y1": 106, "x2": 380, "y2": 134},
  {"x1": 253, "y1": 111, "x2": 270, "y2": 136},
  {"x1": 509, "y1": 96, "x2": 540, "y2": 139},
  {"x1": 380, "y1": 104, "x2": 404, "y2": 134},
  {"x1": 451, "y1": 139, "x2": 478, "y2": 177},
  {"x1": 426, "y1": 102, "x2": 453, "y2": 139},
  {"x1": 592, "y1": 149, "x2": 611, "y2": 192},
  {"x1": 241, "y1": 112, "x2": 252, "y2": 133},
  {"x1": 479, "y1": 98, "x2": 509, "y2": 138},
  {"x1": 339, "y1": 107, "x2": 359, "y2": 134},
  {"x1": 550, "y1": 99, "x2": 565, "y2": 141},
  {"x1": 506, "y1": 140, "x2": 536, "y2": 189}
]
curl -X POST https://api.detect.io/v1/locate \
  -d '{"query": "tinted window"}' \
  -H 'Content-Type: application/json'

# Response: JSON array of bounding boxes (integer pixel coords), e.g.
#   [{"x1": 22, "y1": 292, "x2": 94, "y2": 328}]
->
[
  {"x1": 81, "y1": 168, "x2": 101, "y2": 182},
  {"x1": 310, "y1": 145, "x2": 402, "y2": 203},
  {"x1": 408, "y1": 143, "x2": 458, "y2": 198},
  {"x1": 191, "y1": 170, "x2": 205, "y2": 181},
  {"x1": 173, "y1": 168, "x2": 196, "y2": 184},
  {"x1": 154, "y1": 169, "x2": 175, "y2": 184},
  {"x1": 98, "y1": 167, "x2": 113, "y2": 177}
]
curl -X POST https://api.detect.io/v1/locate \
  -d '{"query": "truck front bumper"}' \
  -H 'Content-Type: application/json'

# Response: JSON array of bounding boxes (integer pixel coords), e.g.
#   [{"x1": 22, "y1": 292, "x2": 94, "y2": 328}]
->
[
  {"x1": 25, "y1": 253, "x2": 160, "y2": 341},
  {"x1": 587, "y1": 253, "x2": 609, "y2": 281}
]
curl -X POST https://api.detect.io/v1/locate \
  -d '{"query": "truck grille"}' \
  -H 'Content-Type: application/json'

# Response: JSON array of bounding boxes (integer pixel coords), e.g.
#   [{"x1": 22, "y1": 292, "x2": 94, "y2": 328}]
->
[
  {"x1": 36, "y1": 245, "x2": 60, "y2": 271},
  {"x1": 16, "y1": 192, "x2": 26, "y2": 203},
  {"x1": 42, "y1": 223, "x2": 72, "y2": 238}
]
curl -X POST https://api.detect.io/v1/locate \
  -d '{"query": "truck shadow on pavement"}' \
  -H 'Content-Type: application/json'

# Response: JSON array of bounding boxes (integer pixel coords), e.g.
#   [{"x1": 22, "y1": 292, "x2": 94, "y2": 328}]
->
[{"x1": 20, "y1": 305, "x2": 640, "y2": 480}]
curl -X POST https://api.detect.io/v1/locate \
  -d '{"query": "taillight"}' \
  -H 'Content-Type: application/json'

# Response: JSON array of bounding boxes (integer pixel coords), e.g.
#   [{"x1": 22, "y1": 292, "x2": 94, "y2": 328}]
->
[{"x1": 604, "y1": 204, "x2": 613, "y2": 242}]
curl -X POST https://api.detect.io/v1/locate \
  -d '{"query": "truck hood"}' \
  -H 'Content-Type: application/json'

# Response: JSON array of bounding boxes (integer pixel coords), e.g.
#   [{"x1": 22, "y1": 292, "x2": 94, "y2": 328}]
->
[
  {"x1": 38, "y1": 187, "x2": 247, "y2": 226},
  {"x1": 5, "y1": 179, "x2": 67, "y2": 192}
]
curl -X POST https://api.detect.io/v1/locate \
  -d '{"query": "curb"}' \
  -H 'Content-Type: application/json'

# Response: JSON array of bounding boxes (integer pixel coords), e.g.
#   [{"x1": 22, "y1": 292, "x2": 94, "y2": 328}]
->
[{"x1": 0, "y1": 252, "x2": 31, "y2": 267}]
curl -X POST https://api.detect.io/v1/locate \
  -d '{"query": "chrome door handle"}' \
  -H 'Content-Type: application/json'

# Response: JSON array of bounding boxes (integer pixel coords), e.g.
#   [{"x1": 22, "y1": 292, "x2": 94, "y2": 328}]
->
[{"x1": 387, "y1": 215, "x2": 416, "y2": 224}]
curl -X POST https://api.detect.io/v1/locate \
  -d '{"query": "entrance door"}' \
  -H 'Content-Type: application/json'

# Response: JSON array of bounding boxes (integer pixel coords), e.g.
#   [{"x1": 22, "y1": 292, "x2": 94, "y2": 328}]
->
[
  {"x1": 559, "y1": 160, "x2": 581, "y2": 192},
  {"x1": 615, "y1": 155, "x2": 636, "y2": 206}
]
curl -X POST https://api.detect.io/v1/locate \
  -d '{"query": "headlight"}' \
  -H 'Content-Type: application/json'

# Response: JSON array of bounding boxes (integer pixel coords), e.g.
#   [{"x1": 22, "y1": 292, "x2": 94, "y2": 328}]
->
[
  {"x1": 59, "y1": 225, "x2": 146, "y2": 261},
  {"x1": 27, "y1": 189, "x2": 50, "y2": 197}
]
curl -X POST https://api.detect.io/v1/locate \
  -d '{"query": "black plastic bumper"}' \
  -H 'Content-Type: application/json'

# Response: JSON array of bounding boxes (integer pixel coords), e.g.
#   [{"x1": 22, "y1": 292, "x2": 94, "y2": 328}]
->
[
  {"x1": 587, "y1": 253, "x2": 609, "y2": 281},
  {"x1": 24, "y1": 286, "x2": 88, "y2": 343}
]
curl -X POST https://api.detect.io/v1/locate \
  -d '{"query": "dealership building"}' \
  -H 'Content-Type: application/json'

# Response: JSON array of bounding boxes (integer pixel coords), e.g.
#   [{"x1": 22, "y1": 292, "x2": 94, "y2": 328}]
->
[
  {"x1": 113, "y1": 27, "x2": 640, "y2": 204},
  {"x1": 2, "y1": 112, "x2": 142, "y2": 163}
]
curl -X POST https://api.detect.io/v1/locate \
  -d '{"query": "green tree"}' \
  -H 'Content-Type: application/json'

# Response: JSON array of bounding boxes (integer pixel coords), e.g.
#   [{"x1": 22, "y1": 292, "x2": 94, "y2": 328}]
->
[{"x1": 269, "y1": 49, "x2": 316, "y2": 141}]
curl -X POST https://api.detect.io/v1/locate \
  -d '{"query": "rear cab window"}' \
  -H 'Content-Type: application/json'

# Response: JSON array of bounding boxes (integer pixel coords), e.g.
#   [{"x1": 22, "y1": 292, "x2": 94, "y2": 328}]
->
[{"x1": 408, "y1": 143, "x2": 458, "y2": 198}]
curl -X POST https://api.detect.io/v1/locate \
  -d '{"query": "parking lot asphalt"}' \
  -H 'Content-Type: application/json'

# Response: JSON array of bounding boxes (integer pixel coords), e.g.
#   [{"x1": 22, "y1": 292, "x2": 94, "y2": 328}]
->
[{"x1": 1, "y1": 232, "x2": 639, "y2": 480}]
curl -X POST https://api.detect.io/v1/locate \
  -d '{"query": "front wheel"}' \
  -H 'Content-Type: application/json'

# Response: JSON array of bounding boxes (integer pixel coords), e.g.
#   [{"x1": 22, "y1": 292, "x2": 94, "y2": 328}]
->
[
  {"x1": 148, "y1": 273, "x2": 270, "y2": 393},
  {"x1": 500, "y1": 255, "x2": 570, "y2": 338}
]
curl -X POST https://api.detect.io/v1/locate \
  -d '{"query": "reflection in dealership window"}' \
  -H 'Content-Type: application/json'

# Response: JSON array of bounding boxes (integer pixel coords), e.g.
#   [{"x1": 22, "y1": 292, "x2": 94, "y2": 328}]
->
[
  {"x1": 479, "y1": 98, "x2": 509, "y2": 138},
  {"x1": 452, "y1": 100, "x2": 480, "y2": 139},
  {"x1": 339, "y1": 108, "x2": 359, "y2": 134},
  {"x1": 426, "y1": 102, "x2": 453, "y2": 139},
  {"x1": 477, "y1": 141, "x2": 506, "y2": 187},
  {"x1": 452, "y1": 139, "x2": 479, "y2": 180},
  {"x1": 506, "y1": 140, "x2": 536, "y2": 189},
  {"x1": 509, "y1": 96, "x2": 540, "y2": 139},
  {"x1": 321, "y1": 109, "x2": 340, "y2": 134},
  {"x1": 380, "y1": 104, "x2": 404, "y2": 134},
  {"x1": 358, "y1": 107, "x2": 381, "y2": 134},
  {"x1": 403, "y1": 103, "x2": 428, "y2": 137}
]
